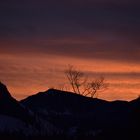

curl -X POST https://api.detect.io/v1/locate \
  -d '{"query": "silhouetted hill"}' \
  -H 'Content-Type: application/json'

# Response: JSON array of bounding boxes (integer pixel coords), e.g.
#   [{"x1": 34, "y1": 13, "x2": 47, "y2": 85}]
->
[
  {"x1": 21, "y1": 89, "x2": 138, "y2": 134},
  {"x1": 0, "y1": 82, "x2": 32, "y2": 123},
  {"x1": 0, "y1": 83, "x2": 140, "y2": 140},
  {"x1": 130, "y1": 96, "x2": 140, "y2": 107},
  {"x1": 0, "y1": 82, "x2": 12, "y2": 99},
  {"x1": 21, "y1": 89, "x2": 108, "y2": 113},
  {"x1": 129, "y1": 97, "x2": 140, "y2": 127}
]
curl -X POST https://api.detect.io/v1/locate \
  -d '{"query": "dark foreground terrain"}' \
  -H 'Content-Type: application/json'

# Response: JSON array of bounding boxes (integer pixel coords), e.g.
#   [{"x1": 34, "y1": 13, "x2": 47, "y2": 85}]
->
[{"x1": 0, "y1": 82, "x2": 140, "y2": 140}]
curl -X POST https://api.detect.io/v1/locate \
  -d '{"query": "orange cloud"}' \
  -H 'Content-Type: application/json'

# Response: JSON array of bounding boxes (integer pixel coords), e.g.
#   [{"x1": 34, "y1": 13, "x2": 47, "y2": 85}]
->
[{"x1": 0, "y1": 53, "x2": 140, "y2": 101}]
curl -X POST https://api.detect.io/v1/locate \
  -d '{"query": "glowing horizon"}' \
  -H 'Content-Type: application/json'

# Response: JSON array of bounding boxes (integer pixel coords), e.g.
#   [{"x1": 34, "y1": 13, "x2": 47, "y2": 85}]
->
[
  {"x1": 0, "y1": 52, "x2": 140, "y2": 101},
  {"x1": 0, "y1": 0, "x2": 140, "y2": 101}
]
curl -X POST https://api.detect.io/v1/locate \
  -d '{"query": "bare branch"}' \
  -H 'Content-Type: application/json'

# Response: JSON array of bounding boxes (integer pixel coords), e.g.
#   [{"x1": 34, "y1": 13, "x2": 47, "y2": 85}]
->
[{"x1": 65, "y1": 65, "x2": 109, "y2": 98}]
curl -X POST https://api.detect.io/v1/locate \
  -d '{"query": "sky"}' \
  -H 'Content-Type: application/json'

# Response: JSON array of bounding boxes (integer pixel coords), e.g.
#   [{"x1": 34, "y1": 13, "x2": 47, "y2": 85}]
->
[{"x1": 0, "y1": 0, "x2": 140, "y2": 101}]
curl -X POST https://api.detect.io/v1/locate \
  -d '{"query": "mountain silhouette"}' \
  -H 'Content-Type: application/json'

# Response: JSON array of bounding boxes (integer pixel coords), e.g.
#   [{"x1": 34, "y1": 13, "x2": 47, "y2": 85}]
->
[
  {"x1": 21, "y1": 89, "x2": 109, "y2": 113},
  {"x1": 21, "y1": 89, "x2": 139, "y2": 136},
  {"x1": 0, "y1": 82, "x2": 12, "y2": 99},
  {"x1": 0, "y1": 83, "x2": 139, "y2": 140},
  {"x1": 0, "y1": 82, "x2": 32, "y2": 123}
]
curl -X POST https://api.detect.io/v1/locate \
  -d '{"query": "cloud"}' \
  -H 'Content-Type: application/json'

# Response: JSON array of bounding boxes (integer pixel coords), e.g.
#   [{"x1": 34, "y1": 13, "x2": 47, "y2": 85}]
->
[
  {"x1": 0, "y1": 33, "x2": 140, "y2": 64},
  {"x1": 0, "y1": 0, "x2": 139, "y2": 64},
  {"x1": 0, "y1": 0, "x2": 140, "y2": 100},
  {"x1": 0, "y1": 0, "x2": 140, "y2": 37}
]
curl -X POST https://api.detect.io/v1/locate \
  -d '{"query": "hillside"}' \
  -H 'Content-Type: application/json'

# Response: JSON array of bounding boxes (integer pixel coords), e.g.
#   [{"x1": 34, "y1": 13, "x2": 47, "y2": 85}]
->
[{"x1": 0, "y1": 82, "x2": 139, "y2": 140}]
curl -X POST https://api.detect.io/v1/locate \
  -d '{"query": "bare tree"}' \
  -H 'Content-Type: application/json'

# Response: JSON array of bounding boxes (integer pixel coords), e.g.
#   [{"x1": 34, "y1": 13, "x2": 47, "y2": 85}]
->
[
  {"x1": 65, "y1": 65, "x2": 108, "y2": 98},
  {"x1": 65, "y1": 65, "x2": 86, "y2": 94},
  {"x1": 83, "y1": 77, "x2": 108, "y2": 98}
]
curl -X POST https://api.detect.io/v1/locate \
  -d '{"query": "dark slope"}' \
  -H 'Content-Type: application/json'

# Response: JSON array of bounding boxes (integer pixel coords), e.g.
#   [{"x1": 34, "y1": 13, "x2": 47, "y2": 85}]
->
[
  {"x1": 129, "y1": 97, "x2": 140, "y2": 127},
  {"x1": 21, "y1": 89, "x2": 109, "y2": 113},
  {"x1": 0, "y1": 83, "x2": 139, "y2": 139},
  {"x1": 21, "y1": 89, "x2": 135, "y2": 129},
  {"x1": 0, "y1": 82, "x2": 32, "y2": 123},
  {"x1": 21, "y1": 88, "x2": 131, "y2": 114}
]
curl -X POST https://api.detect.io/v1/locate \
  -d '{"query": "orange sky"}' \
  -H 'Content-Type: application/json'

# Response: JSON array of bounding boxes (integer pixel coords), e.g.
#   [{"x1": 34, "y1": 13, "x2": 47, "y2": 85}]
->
[
  {"x1": 0, "y1": 0, "x2": 140, "y2": 101},
  {"x1": 0, "y1": 52, "x2": 140, "y2": 101}
]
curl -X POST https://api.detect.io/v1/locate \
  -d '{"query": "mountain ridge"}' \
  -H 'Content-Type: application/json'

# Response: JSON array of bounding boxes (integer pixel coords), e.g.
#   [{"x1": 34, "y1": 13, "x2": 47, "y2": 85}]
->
[
  {"x1": 0, "y1": 82, "x2": 139, "y2": 140},
  {"x1": 0, "y1": 82, "x2": 33, "y2": 123}
]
